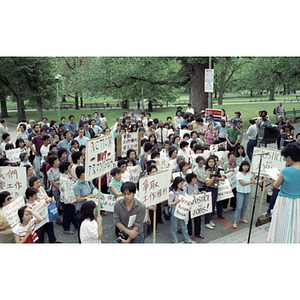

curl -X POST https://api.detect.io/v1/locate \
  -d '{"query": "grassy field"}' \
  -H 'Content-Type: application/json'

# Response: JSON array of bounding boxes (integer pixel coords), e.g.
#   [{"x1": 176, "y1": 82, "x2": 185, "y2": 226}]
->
[{"x1": 4, "y1": 101, "x2": 299, "y2": 130}]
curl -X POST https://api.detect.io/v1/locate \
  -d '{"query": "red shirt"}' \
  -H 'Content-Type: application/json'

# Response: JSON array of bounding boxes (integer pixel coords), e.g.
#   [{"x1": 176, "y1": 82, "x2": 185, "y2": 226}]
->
[{"x1": 31, "y1": 135, "x2": 44, "y2": 156}]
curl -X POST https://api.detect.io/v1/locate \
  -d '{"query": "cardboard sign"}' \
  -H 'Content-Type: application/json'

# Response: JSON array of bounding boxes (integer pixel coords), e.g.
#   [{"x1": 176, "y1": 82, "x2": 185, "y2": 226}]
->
[
  {"x1": 190, "y1": 192, "x2": 212, "y2": 218},
  {"x1": 250, "y1": 147, "x2": 286, "y2": 176},
  {"x1": 217, "y1": 179, "x2": 234, "y2": 201},
  {"x1": 139, "y1": 169, "x2": 170, "y2": 207},
  {"x1": 117, "y1": 132, "x2": 141, "y2": 158},
  {"x1": 2, "y1": 196, "x2": 25, "y2": 227},
  {"x1": 88, "y1": 194, "x2": 122, "y2": 213},
  {"x1": 168, "y1": 159, "x2": 177, "y2": 170},
  {"x1": 32, "y1": 200, "x2": 49, "y2": 230},
  {"x1": 173, "y1": 194, "x2": 194, "y2": 221},
  {"x1": 210, "y1": 141, "x2": 227, "y2": 154},
  {"x1": 61, "y1": 181, "x2": 76, "y2": 204},
  {"x1": 0, "y1": 167, "x2": 27, "y2": 199},
  {"x1": 205, "y1": 108, "x2": 222, "y2": 122},
  {"x1": 6, "y1": 148, "x2": 21, "y2": 163},
  {"x1": 152, "y1": 157, "x2": 169, "y2": 171},
  {"x1": 85, "y1": 135, "x2": 115, "y2": 181},
  {"x1": 127, "y1": 165, "x2": 141, "y2": 184},
  {"x1": 225, "y1": 166, "x2": 239, "y2": 190},
  {"x1": 214, "y1": 150, "x2": 229, "y2": 168}
]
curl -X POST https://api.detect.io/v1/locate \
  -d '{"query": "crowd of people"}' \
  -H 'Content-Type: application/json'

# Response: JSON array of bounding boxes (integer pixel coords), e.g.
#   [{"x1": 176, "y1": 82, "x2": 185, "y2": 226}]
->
[{"x1": 0, "y1": 103, "x2": 299, "y2": 244}]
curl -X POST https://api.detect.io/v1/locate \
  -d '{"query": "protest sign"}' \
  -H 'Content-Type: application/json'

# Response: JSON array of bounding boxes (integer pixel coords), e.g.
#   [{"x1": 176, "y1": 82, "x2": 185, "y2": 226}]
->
[
  {"x1": 205, "y1": 108, "x2": 222, "y2": 122},
  {"x1": 61, "y1": 181, "x2": 76, "y2": 204},
  {"x1": 190, "y1": 192, "x2": 212, "y2": 218},
  {"x1": 32, "y1": 200, "x2": 49, "y2": 230},
  {"x1": 210, "y1": 141, "x2": 227, "y2": 154},
  {"x1": 173, "y1": 194, "x2": 194, "y2": 221},
  {"x1": 106, "y1": 161, "x2": 118, "y2": 186},
  {"x1": 85, "y1": 135, "x2": 115, "y2": 181},
  {"x1": 0, "y1": 167, "x2": 26, "y2": 199},
  {"x1": 127, "y1": 165, "x2": 141, "y2": 184},
  {"x1": 88, "y1": 194, "x2": 122, "y2": 213},
  {"x1": 265, "y1": 168, "x2": 281, "y2": 181},
  {"x1": 172, "y1": 172, "x2": 182, "y2": 180},
  {"x1": 179, "y1": 130, "x2": 192, "y2": 140},
  {"x1": 116, "y1": 132, "x2": 141, "y2": 158},
  {"x1": 168, "y1": 159, "x2": 177, "y2": 170},
  {"x1": 225, "y1": 166, "x2": 239, "y2": 190},
  {"x1": 214, "y1": 150, "x2": 229, "y2": 168},
  {"x1": 5, "y1": 148, "x2": 21, "y2": 163},
  {"x1": 190, "y1": 153, "x2": 204, "y2": 168},
  {"x1": 217, "y1": 179, "x2": 234, "y2": 201},
  {"x1": 202, "y1": 150, "x2": 212, "y2": 161},
  {"x1": 152, "y1": 157, "x2": 169, "y2": 171},
  {"x1": 250, "y1": 147, "x2": 285, "y2": 176},
  {"x1": 139, "y1": 169, "x2": 170, "y2": 207},
  {"x1": 2, "y1": 196, "x2": 25, "y2": 227}
]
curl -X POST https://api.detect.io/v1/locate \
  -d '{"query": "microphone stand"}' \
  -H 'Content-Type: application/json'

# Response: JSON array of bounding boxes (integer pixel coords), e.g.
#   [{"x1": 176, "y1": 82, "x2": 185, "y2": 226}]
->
[{"x1": 247, "y1": 152, "x2": 267, "y2": 243}]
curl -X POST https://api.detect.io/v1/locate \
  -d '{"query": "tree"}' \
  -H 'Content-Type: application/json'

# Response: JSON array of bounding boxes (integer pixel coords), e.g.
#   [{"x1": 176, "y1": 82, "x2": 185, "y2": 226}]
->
[{"x1": 0, "y1": 82, "x2": 10, "y2": 118}]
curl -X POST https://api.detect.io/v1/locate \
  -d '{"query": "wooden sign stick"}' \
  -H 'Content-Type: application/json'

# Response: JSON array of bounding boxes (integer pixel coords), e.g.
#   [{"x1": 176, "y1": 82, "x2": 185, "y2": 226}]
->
[
  {"x1": 257, "y1": 179, "x2": 267, "y2": 218},
  {"x1": 153, "y1": 209, "x2": 156, "y2": 244}
]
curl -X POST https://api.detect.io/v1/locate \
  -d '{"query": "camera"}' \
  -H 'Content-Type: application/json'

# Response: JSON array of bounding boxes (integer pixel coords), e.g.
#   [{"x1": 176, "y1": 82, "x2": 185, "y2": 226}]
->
[
  {"x1": 210, "y1": 166, "x2": 223, "y2": 178},
  {"x1": 116, "y1": 231, "x2": 129, "y2": 243}
]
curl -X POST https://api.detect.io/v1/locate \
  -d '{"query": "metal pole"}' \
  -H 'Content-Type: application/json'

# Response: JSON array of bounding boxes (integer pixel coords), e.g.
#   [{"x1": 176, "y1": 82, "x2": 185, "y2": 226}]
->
[
  {"x1": 56, "y1": 79, "x2": 60, "y2": 122},
  {"x1": 141, "y1": 87, "x2": 145, "y2": 111},
  {"x1": 208, "y1": 56, "x2": 212, "y2": 109}
]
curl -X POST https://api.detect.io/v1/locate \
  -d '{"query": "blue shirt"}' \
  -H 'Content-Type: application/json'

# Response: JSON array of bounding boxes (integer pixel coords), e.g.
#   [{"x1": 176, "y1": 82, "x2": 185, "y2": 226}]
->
[
  {"x1": 205, "y1": 120, "x2": 217, "y2": 126},
  {"x1": 109, "y1": 178, "x2": 124, "y2": 195},
  {"x1": 84, "y1": 128, "x2": 91, "y2": 139},
  {"x1": 73, "y1": 179, "x2": 98, "y2": 211},
  {"x1": 94, "y1": 118, "x2": 101, "y2": 127},
  {"x1": 75, "y1": 135, "x2": 89, "y2": 146},
  {"x1": 181, "y1": 120, "x2": 190, "y2": 127},
  {"x1": 68, "y1": 122, "x2": 76, "y2": 137},
  {"x1": 279, "y1": 167, "x2": 300, "y2": 199},
  {"x1": 57, "y1": 139, "x2": 72, "y2": 155}
]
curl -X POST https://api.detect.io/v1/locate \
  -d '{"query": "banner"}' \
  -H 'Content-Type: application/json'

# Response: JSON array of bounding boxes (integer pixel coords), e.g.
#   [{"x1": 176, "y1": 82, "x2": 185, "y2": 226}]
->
[
  {"x1": 173, "y1": 194, "x2": 194, "y2": 221},
  {"x1": 61, "y1": 181, "x2": 76, "y2": 204},
  {"x1": 217, "y1": 179, "x2": 234, "y2": 201},
  {"x1": 5, "y1": 148, "x2": 21, "y2": 163},
  {"x1": 139, "y1": 169, "x2": 170, "y2": 207},
  {"x1": 190, "y1": 192, "x2": 212, "y2": 218},
  {"x1": 117, "y1": 132, "x2": 141, "y2": 158},
  {"x1": 32, "y1": 200, "x2": 49, "y2": 230},
  {"x1": 127, "y1": 165, "x2": 141, "y2": 184},
  {"x1": 210, "y1": 141, "x2": 227, "y2": 154},
  {"x1": 250, "y1": 147, "x2": 286, "y2": 176},
  {"x1": 0, "y1": 167, "x2": 27, "y2": 199},
  {"x1": 205, "y1": 108, "x2": 222, "y2": 122},
  {"x1": 85, "y1": 135, "x2": 115, "y2": 181},
  {"x1": 2, "y1": 196, "x2": 25, "y2": 227},
  {"x1": 225, "y1": 166, "x2": 239, "y2": 190}
]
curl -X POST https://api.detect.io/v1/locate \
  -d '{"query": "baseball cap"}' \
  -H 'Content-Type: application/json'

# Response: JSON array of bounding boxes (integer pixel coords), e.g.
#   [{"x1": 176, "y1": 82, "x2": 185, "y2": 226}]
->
[
  {"x1": 232, "y1": 120, "x2": 238, "y2": 124},
  {"x1": 208, "y1": 113, "x2": 214, "y2": 117}
]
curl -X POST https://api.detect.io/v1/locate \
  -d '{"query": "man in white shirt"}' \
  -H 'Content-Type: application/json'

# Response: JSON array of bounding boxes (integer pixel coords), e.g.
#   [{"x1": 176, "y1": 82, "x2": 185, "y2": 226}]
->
[
  {"x1": 143, "y1": 113, "x2": 152, "y2": 130},
  {"x1": 75, "y1": 128, "x2": 89, "y2": 146},
  {"x1": 90, "y1": 118, "x2": 102, "y2": 137},
  {"x1": 0, "y1": 119, "x2": 8, "y2": 142},
  {"x1": 40, "y1": 135, "x2": 51, "y2": 164},
  {"x1": 155, "y1": 121, "x2": 169, "y2": 150},
  {"x1": 186, "y1": 103, "x2": 195, "y2": 116},
  {"x1": 246, "y1": 118, "x2": 257, "y2": 161}
]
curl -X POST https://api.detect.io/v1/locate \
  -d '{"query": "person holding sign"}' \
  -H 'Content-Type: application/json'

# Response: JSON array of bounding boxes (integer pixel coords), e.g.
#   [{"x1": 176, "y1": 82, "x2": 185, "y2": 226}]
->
[
  {"x1": 268, "y1": 143, "x2": 300, "y2": 243},
  {"x1": 168, "y1": 177, "x2": 193, "y2": 243},
  {"x1": 113, "y1": 182, "x2": 146, "y2": 243},
  {"x1": 13, "y1": 206, "x2": 42, "y2": 244},
  {"x1": 0, "y1": 191, "x2": 14, "y2": 243},
  {"x1": 204, "y1": 156, "x2": 225, "y2": 230}
]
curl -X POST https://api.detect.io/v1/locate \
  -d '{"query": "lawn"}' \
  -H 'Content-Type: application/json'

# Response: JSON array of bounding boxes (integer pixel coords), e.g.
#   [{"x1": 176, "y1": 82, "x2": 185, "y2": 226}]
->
[{"x1": 4, "y1": 101, "x2": 299, "y2": 130}]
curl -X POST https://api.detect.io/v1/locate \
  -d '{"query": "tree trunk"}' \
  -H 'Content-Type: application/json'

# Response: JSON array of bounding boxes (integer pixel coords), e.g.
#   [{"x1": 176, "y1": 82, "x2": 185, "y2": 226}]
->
[
  {"x1": 80, "y1": 96, "x2": 83, "y2": 108},
  {"x1": 16, "y1": 93, "x2": 26, "y2": 122},
  {"x1": 214, "y1": 86, "x2": 218, "y2": 99},
  {"x1": 189, "y1": 62, "x2": 208, "y2": 116},
  {"x1": 283, "y1": 84, "x2": 286, "y2": 95},
  {"x1": 0, "y1": 92, "x2": 8, "y2": 118},
  {"x1": 75, "y1": 92, "x2": 79, "y2": 110},
  {"x1": 35, "y1": 98, "x2": 43, "y2": 121},
  {"x1": 250, "y1": 90, "x2": 253, "y2": 97},
  {"x1": 62, "y1": 94, "x2": 66, "y2": 102},
  {"x1": 269, "y1": 88, "x2": 275, "y2": 101}
]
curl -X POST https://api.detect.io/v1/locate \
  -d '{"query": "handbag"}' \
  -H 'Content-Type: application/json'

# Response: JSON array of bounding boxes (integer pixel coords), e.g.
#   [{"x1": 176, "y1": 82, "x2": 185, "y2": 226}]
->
[
  {"x1": 47, "y1": 201, "x2": 59, "y2": 222},
  {"x1": 45, "y1": 184, "x2": 53, "y2": 198}
]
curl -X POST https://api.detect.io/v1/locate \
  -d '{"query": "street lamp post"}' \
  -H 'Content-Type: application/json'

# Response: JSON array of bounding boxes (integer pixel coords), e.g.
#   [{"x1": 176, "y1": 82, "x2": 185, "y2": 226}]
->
[{"x1": 55, "y1": 74, "x2": 61, "y2": 122}]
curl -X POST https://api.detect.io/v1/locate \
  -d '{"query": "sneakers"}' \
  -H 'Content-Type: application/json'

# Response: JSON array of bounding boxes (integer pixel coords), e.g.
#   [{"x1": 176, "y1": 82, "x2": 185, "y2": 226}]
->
[
  {"x1": 209, "y1": 221, "x2": 215, "y2": 227},
  {"x1": 63, "y1": 230, "x2": 74, "y2": 234},
  {"x1": 239, "y1": 219, "x2": 248, "y2": 224},
  {"x1": 205, "y1": 223, "x2": 214, "y2": 230},
  {"x1": 233, "y1": 223, "x2": 237, "y2": 229}
]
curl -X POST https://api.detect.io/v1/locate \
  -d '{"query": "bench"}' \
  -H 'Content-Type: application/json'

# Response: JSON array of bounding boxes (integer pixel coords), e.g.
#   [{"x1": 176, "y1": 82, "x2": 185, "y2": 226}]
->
[
  {"x1": 60, "y1": 104, "x2": 74, "y2": 110},
  {"x1": 283, "y1": 108, "x2": 300, "y2": 123}
]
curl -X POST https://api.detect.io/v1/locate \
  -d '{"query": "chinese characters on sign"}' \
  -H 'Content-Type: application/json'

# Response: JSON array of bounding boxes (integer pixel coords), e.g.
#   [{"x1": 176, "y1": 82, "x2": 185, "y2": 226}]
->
[
  {"x1": 121, "y1": 132, "x2": 139, "y2": 158},
  {"x1": 0, "y1": 167, "x2": 26, "y2": 199}
]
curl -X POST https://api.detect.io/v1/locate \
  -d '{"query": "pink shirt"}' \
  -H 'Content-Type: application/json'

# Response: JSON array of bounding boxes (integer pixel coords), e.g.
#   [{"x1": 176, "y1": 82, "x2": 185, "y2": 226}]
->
[{"x1": 205, "y1": 131, "x2": 218, "y2": 145}]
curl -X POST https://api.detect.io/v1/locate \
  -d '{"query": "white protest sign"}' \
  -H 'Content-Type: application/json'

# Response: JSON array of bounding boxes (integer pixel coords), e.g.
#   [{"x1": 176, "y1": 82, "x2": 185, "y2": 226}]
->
[
  {"x1": 168, "y1": 159, "x2": 177, "y2": 170},
  {"x1": 173, "y1": 194, "x2": 194, "y2": 221},
  {"x1": 88, "y1": 194, "x2": 122, "y2": 213},
  {"x1": 2, "y1": 196, "x2": 25, "y2": 227},
  {"x1": 5, "y1": 148, "x2": 21, "y2": 163},
  {"x1": 225, "y1": 166, "x2": 239, "y2": 190},
  {"x1": 202, "y1": 150, "x2": 212, "y2": 161},
  {"x1": 214, "y1": 150, "x2": 229, "y2": 168},
  {"x1": 172, "y1": 172, "x2": 181, "y2": 180},
  {"x1": 217, "y1": 179, "x2": 234, "y2": 201},
  {"x1": 210, "y1": 141, "x2": 227, "y2": 154},
  {"x1": 0, "y1": 167, "x2": 27, "y2": 199},
  {"x1": 265, "y1": 168, "x2": 281, "y2": 181},
  {"x1": 152, "y1": 157, "x2": 169, "y2": 171},
  {"x1": 180, "y1": 130, "x2": 192, "y2": 140},
  {"x1": 85, "y1": 135, "x2": 115, "y2": 181},
  {"x1": 139, "y1": 169, "x2": 170, "y2": 207},
  {"x1": 62, "y1": 181, "x2": 76, "y2": 204},
  {"x1": 32, "y1": 200, "x2": 49, "y2": 230},
  {"x1": 127, "y1": 165, "x2": 141, "y2": 184},
  {"x1": 121, "y1": 132, "x2": 139, "y2": 158},
  {"x1": 190, "y1": 192, "x2": 212, "y2": 218},
  {"x1": 205, "y1": 69, "x2": 214, "y2": 93},
  {"x1": 106, "y1": 161, "x2": 118, "y2": 185},
  {"x1": 250, "y1": 147, "x2": 286, "y2": 176}
]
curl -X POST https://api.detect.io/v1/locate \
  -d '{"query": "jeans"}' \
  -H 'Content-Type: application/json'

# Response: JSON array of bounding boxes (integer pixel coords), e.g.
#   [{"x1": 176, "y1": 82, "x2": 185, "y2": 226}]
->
[
  {"x1": 130, "y1": 232, "x2": 144, "y2": 243},
  {"x1": 34, "y1": 155, "x2": 42, "y2": 177},
  {"x1": 53, "y1": 190, "x2": 62, "y2": 224},
  {"x1": 205, "y1": 187, "x2": 220, "y2": 224},
  {"x1": 247, "y1": 139, "x2": 257, "y2": 162},
  {"x1": 170, "y1": 207, "x2": 191, "y2": 243},
  {"x1": 279, "y1": 137, "x2": 285, "y2": 149},
  {"x1": 267, "y1": 188, "x2": 279, "y2": 214},
  {"x1": 233, "y1": 192, "x2": 250, "y2": 222},
  {"x1": 35, "y1": 221, "x2": 57, "y2": 243}
]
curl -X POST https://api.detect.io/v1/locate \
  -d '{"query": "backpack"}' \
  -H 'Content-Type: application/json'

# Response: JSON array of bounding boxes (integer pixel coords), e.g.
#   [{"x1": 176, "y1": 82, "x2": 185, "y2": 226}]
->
[{"x1": 273, "y1": 107, "x2": 277, "y2": 115}]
